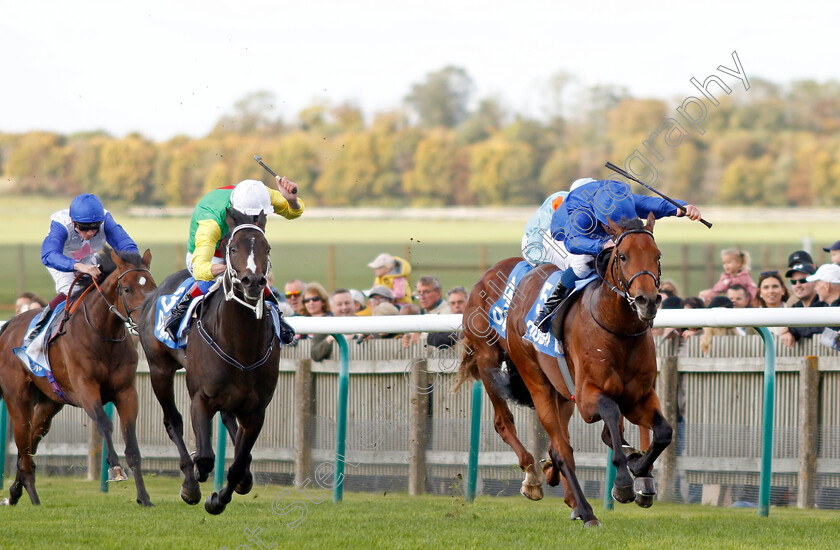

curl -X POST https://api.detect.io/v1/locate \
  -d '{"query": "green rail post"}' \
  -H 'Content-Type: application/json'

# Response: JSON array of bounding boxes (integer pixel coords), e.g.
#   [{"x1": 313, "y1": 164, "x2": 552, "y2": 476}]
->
[
  {"x1": 756, "y1": 327, "x2": 776, "y2": 518},
  {"x1": 333, "y1": 334, "x2": 349, "y2": 503},
  {"x1": 466, "y1": 380, "x2": 483, "y2": 503},
  {"x1": 215, "y1": 413, "x2": 227, "y2": 492},
  {"x1": 604, "y1": 448, "x2": 615, "y2": 510},
  {"x1": 99, "y1": 402, "x2": 114, "y2": 492},
  {"x1": 0, "y1": 398, "x2": 8, "y2": 490}
]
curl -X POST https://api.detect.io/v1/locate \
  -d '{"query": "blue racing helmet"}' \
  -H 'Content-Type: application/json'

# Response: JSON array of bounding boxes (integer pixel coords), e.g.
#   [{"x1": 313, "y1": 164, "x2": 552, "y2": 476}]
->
[{"x1": 69, "y1": 194, "x2": 106, "y2": 223}]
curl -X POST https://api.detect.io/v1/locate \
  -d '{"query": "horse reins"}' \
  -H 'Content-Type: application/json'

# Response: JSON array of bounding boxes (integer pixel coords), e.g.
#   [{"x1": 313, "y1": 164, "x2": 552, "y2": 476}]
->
[{"x1": 591, "y1": 228, "x2": 660, "y2": 338}]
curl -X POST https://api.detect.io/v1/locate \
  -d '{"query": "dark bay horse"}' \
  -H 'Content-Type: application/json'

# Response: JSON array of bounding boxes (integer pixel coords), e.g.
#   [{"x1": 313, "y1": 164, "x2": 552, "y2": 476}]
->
[
  {"x1": 457, "y1": 214, "x2": 670, "y2": 526},
  {"x1": 0, "y1": 249, "x2": 155, "y2": 506},
  {"x1": 138, "y1": 209, "x2": 280, "y2": 515}
]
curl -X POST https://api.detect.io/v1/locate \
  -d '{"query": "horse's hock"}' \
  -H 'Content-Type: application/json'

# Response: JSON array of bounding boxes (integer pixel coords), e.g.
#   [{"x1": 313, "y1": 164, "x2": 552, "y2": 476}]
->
[{"x1": 5, "y1": 335, "x2": 840, "y2": 509}]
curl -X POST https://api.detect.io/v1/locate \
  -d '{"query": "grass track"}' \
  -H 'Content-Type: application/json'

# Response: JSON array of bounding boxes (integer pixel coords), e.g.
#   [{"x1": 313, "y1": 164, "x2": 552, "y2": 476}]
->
[{"x1": 1, "y1": 476, "x2": 838, "y2": 549}]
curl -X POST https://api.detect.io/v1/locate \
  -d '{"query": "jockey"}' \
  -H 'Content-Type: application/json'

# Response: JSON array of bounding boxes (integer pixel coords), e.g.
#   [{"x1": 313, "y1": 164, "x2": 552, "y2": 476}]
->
[
  {"x1": 163, "y1": 176, "x2": 304, "y2": 342},
  {"x1": 521, "y1": 178, "x2": 594, "y2": 267},
  {"x1": 533, "y1": 178, "x2": 702, "y2": 332},
  {"x1": 25, "y1": 193, "x2": 139, "y2": 346}
]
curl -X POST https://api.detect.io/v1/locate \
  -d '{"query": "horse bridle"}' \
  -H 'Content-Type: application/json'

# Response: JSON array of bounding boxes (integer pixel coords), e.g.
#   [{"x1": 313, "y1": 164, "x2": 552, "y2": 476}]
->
[
  {"x1": 222, "y1": 223, "x2": 271, "y2": 320},
  {"x1": 74, "y1": 267, "x2": 152, "y2": 341},
  {"x1": 592, "y1": 228, "x2": 661, "y2": 337}
]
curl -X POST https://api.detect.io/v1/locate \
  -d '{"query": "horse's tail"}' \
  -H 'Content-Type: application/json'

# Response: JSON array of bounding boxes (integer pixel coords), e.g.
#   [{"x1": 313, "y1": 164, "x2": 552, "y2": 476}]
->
[{"x1": 452, "y1": 342, "x2": 478, "y2": 393}]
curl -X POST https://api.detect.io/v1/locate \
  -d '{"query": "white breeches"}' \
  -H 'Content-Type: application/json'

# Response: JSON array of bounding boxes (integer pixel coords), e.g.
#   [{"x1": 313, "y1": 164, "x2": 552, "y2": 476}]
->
[
  {"x1": 185, "y1": 251, "x2": 224, "y2": 277},
  {"x1": 47, "y1": 267, "x2": 78, "y2": 295},
  {"x1": 521, "y1": 232, "x2": 571, "y2": 269}
]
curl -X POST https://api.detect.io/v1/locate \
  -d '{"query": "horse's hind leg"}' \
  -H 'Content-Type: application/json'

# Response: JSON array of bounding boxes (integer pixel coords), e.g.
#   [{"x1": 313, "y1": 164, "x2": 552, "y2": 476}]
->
[
  {"x1": 4, "y1": 398, "x2": 39, "y2": 505},
  {"x1": 114, "y1": 387, "x2": 153, "y2": 507},
  {"x1": 205, "y1": 413, "x2": 265, "y2": 515},
  {"x1": 220, "y1": 412, "x2": 252, "y2": 495},
  {"x1": 149, "y1": 361, "x2": 200, "y2": 504}
]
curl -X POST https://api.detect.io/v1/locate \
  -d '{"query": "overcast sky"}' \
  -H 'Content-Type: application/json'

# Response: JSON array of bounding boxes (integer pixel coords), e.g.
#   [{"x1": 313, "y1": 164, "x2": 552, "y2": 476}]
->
[{"x1": 2, "y1": 0, "x2": 836, "y2": 142}]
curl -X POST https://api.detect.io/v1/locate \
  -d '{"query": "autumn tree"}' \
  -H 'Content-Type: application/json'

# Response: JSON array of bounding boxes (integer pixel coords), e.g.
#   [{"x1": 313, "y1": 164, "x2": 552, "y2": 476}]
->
[{"x1": 404, "y1": 66, "x2": 475, "y2": 128}]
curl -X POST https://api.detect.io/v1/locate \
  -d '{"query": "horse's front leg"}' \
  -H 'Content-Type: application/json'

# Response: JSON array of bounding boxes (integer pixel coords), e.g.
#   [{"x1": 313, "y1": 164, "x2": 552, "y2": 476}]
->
[
  {"x1": 596, "y1": 394, "x2": 636, "y2": 504},
  {"x1": 625, "y1": 393, "x2": 673, "y2": 507},
  {"x1": 114, "y1": 386, "x2": 153, "y2": 507},
  {"x1": 190, "y1": 395, "x2": 215, "y2": 483},
  {"x1": 205, "y1": 412, "x2": 266, "y2": 515}
]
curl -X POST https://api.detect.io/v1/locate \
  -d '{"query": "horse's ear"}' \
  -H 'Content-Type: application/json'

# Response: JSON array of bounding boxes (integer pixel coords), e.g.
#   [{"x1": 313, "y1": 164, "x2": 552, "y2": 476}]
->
[
  {"x1": 142, "y1": 248, "x2": 152, "y2": 267},
  {"x1": 110, "y1": 249, "x2": 124, "y2": 267},
  {"x1": 256, "y1": 211, "x2": 267, "y2": 230},
  {"x1": 644, "y1": 212, "x2": 655, "y2": 232},
  {"x1": 604, "y1": 217, "x2": 622, "y2": 237},
  {"x1": 225, "y1": 207, "x2": 237, "y2": 229}
]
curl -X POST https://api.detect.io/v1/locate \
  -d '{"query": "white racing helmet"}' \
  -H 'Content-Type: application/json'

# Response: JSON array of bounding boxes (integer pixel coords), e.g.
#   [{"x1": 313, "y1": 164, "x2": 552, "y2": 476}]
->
[{"x1": 230, "y1": 180, "x2": 272, "y2": 215}]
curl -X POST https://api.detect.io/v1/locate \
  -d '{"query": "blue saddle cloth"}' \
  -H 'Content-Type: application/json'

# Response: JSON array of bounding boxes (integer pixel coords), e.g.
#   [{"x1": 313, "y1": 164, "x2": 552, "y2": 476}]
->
[
  {"x1": 153, "y1": 278, "x2": 282, "y2": 350},
  {"x1": 488, "y1": 262, "x2": 597, "y2": 358},
  {"x1": 12, "y1": 303, "x2": 73, "y2": 404}
]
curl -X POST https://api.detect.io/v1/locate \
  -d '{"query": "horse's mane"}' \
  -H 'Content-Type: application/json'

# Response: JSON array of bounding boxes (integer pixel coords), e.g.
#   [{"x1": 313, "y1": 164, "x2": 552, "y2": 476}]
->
[
  {"x1": 70, "y1": 248, "x2": 145, "y2": 299},
  {"x1": 615, "y1": 217, "x2": 645, "y2": 231}
]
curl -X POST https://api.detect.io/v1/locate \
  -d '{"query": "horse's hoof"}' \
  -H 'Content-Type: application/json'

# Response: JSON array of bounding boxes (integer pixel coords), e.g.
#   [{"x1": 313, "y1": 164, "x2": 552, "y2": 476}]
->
[
  {"x1": 635, "y1": 492, "x2": 654, "y2": 508},
  {"x1": 570, "y1": 508, "x2": 581, "y2": 521},
  {"x1": 520, "y1": 482, "x2": 543, "y2": 501},
  {"x1": 621, "y1": 444, "x2": 643, "y2": 460},
  {"x1": 235, "y1": 474, "x2": 254, "y2": 495},
  {"x1": 205, "y1": 492, "x2": 226, "y2": 515},
  {"x1": 584, "y1": 519, "x2": 602, "y2": 528},
  {"x1": 634, "y1": 476, "x2": 656, "y2": 508},
  {"x1": 0, "y1": 498, "x2": 11, "y2": 506},
  {"x1": 108, "y1": 466, "x2": 128, "y2": 482},
  {"x1": 180, "y1": 484, "x2": 201, "y2": 505},
  {"x1": 138, "y1": 498, "x2": 155, "y2": 508},
  {"x1": 611, "y1": 484, "x2": 635, "y2": 503}
]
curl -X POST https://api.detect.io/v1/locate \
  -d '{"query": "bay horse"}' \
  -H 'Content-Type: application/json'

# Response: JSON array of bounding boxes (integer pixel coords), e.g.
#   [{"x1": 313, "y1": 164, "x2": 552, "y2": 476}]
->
[
  {"x1": 456, "y1": 214, "x2": 670, "y2": 526},
  {"x1": 0, "y1": 248, "x2": 155, "y2": 507},
  {"x1": 137, "y1": 208, "x2": 280, "y2": 515}
]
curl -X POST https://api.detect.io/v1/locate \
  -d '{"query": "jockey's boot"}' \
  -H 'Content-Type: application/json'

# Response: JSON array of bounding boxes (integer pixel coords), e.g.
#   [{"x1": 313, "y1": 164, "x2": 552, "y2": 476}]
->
[
  {"x1": 264, "y1": 288, "x2": 296, "y2": 345},
  {"x1": 534, "y1": 283, "x2": 570, "y2": 333},
  {"x1": 534, "y1": 267, "x2": 579, "y2": 333},
  {"x1": 164, "y1": 292, "x2": 194, "y2": 341},
  {"x1": 22, "y1": 305, "x2": 52, "y2": 348}
]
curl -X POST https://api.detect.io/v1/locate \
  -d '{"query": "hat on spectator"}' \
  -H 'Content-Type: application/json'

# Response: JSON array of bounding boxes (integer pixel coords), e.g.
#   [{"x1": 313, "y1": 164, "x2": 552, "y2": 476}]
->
[
  {"x1": 823, "y1": 241, "x2": 840, "y2": 252},
  {"x1": 785, "y1": 263, "x2": 817, "y2": 278},
  {"x1": 787, "y1": 250, "x2": 814, "y2": 267},
  {"x1": 365, "y1": 285, "x2": 395, "y2": 300},
  {"x1": 708, "y1": 296, "x2": 733, "y2": 308},
  {"x1": 806, "y1": 263, "x2": 840, "y2": 284},
  {"x1": 367, "y1": 253, "x2": 395, "y2": 269},
  {"x1": 372, "y1": 302, "x2": 399, "y2": 316},
  {"x1": 349, "y1": 289, "x2": 366, "y2": 307}
]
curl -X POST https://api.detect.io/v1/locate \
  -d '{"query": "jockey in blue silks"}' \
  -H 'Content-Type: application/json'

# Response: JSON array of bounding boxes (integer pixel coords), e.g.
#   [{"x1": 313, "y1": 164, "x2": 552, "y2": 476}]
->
[
  {"x1": 25, "y1": 193, "x2": 139, "y2": 346},
  {"x1": 533, "y1": 179, "x2": 702, "y2": 332}
]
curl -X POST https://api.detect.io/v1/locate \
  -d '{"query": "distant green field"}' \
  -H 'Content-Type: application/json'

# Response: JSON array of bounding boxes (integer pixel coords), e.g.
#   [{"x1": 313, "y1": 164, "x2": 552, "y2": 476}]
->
[
  {"x1": 1, "y1": 476, "x2": 837, "y2": 549},
  {"x1": 1, "y1": 195, "x2": 837, "y2": 318}
]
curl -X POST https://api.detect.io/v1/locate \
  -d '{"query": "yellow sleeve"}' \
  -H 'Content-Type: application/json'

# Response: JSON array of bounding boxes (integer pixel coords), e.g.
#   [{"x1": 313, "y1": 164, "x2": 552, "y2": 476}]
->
[
  {"x1": 192, "y1": 219, "x2": 222, "y2": 281},
  {"x1": 268, "y1": 188, "x2": 305, "y2": 220}
]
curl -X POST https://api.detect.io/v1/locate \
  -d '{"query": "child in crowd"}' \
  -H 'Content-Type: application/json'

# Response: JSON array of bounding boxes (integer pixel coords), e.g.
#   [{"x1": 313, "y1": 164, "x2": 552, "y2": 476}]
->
[
  {"x1": 823, "y1": 241, "x2": 840, "y2": 265},
  {"x1": 698, "y1": 248, "x2": 757, "y2": 304}
]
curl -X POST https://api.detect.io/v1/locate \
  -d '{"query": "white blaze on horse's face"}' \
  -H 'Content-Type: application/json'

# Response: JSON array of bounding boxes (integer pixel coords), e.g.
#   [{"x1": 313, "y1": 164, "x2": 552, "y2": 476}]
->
[{"x1": 246, "y1": 241, "x2": 257, "y2": 275}]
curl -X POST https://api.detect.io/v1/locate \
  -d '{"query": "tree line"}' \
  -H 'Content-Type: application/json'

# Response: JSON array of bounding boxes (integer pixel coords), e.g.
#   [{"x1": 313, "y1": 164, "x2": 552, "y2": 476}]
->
[{"x1": 2, "y1": 67, "x2": 839, "y2": 207}]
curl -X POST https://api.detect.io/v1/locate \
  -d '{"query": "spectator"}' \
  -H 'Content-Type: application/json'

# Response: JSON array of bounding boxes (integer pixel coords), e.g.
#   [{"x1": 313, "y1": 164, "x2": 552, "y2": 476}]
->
[
  {"x1": 299, "y1": 282, "x2": 331, "y2": 317},
  {"x1": 311, "y1": 288, "x2": 355, "y2": 362},
  {"x1": 698, "y1": 248, "x2": 757, "y2": 304},
  {"x1": 807, "y1": 264, "x2": 840, "y2": 307},
  {"x1": 756, "y1": 271, "x2": 790, "y2": 337},
  {"x1": 284, "y1": 279, "x2": 305, "y2": 316},
  {"x1": 428, "y1": 286, "x2": 470, "y2": 349},
  {"x1": 403, "y1": 275, "x2": 451, "y2": 347},
  {"x1": 681, "y1": 297, "x2": 705, "y2": 338},
  {"x1": 367, "y1": 253, "x2": 413, "y2": 305},
  {"x1": 725, "y1": 284, "x2": 751, "y2": 309},
  {"x1": 653, "y1": 295, "x2": 683, "y2": 339},
  {"x1": 782, "y1": 263, "x2": 825, "y2": 347},
  {"x1": 787, "y1": 250, "x2": 814, "y2": 268},
  {"x1": 365, "y1": 285, "x2": 397, "y2": 309},
  {"x1": 266, "y1": 270, "x2": 284, "y2": 303},
  {"x1": 659, "y1": 279, "x2": 680, "y2": 299},
  {"x1": 15, "y1": 292, "x2": 47, "y2": 315},
  {"x1": 445, "y1": 286, "x2": 469, "y2": 314},
  {"x1": 823, "y1": 241, "x2": 840, "y2": 265},
  {"x1": 349, "y1": 289, "x2": 370, "y2": 316}
]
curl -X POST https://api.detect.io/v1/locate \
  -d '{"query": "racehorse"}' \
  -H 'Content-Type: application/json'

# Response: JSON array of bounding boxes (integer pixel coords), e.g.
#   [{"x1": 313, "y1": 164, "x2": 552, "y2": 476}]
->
[
  {"x1": 0, "y1": 249, "x2": 155, "y2": 507},
  {"x1": 137, "y1": 209, "x2": 280, "y2": 515},
  {"x1": 456, "y1": 213, "x2": 669, "y2": 526}
]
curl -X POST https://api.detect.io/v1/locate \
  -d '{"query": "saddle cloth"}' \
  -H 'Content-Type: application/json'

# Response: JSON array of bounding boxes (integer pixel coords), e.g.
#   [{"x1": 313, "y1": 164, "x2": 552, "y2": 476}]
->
[
  {"x1": 488, "y1": 262, "x2": 597, "y2": 358},
  {"x1": 12, "y1": 302, "x2": 67, "y2": 376},
  {"x1": 153, "y1": 278, "x2": 282, "y2": 350}
]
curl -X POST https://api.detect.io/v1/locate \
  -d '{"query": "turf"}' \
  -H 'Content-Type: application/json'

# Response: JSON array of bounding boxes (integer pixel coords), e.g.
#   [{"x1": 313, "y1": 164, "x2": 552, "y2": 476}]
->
[{"x1": 0, "y1": 475, "x2": 837, "y2": 549}]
